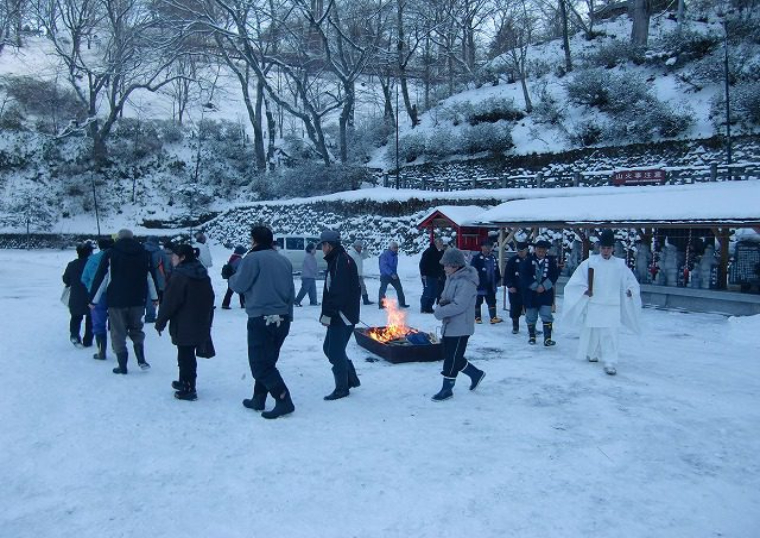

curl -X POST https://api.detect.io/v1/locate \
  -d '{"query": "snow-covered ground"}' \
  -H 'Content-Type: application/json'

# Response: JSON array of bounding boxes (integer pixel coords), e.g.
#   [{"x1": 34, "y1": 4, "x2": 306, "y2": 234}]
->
[{"x1": 1, "y1": 246, "x2": 759, "y2": 538}]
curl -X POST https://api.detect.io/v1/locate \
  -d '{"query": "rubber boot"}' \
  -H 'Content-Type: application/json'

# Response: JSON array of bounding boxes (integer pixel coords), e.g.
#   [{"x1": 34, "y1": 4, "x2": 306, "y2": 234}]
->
[
  {"x1": 511, "y1": 319, "x2": 520, "y2": 335},
  {"x1": 243, "y1": 380, "x2": 269, "y2": 411},
  {"x1": 543, "y1": 323, "x2": 556, "y2": 346},
  {"x1": 347, "y1": 360, "x2": 361, "y2": 389},
  {"x1": 431, "y1": 377, "x2": 456, "y2": 401},
  {"x1": 174, "y1": 381, "x2": 198, "y2": 401},
  {"x1": 93, "y1": 333, "x2": 107, "y2": 360},
  {"x1": 528, "y1": 324, "x2": 537, "y2": 345},
  {"x1": 461, "y1": 362, "x2": 486, "y2": 391},
  {"x1": 261, "y1": 383, "x2": 295, "y2": 419},
  {"x1": 362, "y1": 294, "x2": 374, "y2": 305},
  {"x1": 113, "y1": 352, "x2": 128, "y2": 374},
  {"x1": 134, "y1": 344, "x2": 151, "y2": 370}
]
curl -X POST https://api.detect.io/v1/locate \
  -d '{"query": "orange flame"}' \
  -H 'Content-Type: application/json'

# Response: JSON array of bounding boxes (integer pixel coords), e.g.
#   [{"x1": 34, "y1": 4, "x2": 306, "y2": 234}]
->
[{"x1": 367, "y1": 298, "x2": 418, "y2": 343}]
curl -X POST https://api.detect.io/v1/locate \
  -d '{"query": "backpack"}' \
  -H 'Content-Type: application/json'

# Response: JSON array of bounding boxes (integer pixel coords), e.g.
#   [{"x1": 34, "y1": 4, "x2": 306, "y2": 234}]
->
[{"x1": 221, "y1": 263, "x2": 233, "y2": 280}]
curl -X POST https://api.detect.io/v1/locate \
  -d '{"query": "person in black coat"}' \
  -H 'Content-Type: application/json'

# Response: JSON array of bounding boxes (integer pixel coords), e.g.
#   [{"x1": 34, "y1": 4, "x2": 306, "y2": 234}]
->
[
  {"x1": 503, "y1": 241, "x2": 529, "y2": 334},
  {"x1": 319, "y1": 229, "x2": 362, "y2": 400},
  {"x1": 470, "y1": 240, "x2": 503, "y2": 324},
  {"x1": 419, "y1": 238, "x2": 445, "y2": 313},
  {"x1": 519, "y1": 240, "x2": 559, "y2": 346},
  {"x1": 155, "y1": 244, "x2": 215, "y2": 401},
  {"x1": 62, "y1": 242, "x2": 94, "y2": 347},
  {"x1": 89, "y1": 229, "x2": 158, "y2": 374}
]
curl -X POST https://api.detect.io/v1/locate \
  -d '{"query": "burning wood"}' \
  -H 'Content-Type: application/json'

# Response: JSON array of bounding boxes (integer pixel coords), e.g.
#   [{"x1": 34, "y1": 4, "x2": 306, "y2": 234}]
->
[{"x1": 366, "y1": 298, "x2": 419, "y2": 343}]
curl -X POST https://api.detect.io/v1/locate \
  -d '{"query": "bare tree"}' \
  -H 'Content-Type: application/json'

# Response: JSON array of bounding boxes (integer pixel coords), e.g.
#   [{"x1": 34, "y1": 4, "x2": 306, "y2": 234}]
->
[
  {"x1": 36, "y1": 0, "x2": 190, "y2": 164},
  {"x1": 491, "y1": 0, "x2": 535, "y2": 112}
]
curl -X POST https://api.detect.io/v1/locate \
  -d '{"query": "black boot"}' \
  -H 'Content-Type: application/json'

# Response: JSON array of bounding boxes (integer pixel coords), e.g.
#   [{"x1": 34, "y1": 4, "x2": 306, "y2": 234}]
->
[
  {"x1": 243, "y1": 380, "x2": 269, "y2": 411},
  {"x1": 543, "y1": 323, "x2": 556, "y2": 346},
  {"x1": 93, "y1": 334, "x2": 107, "y2": 360},
  {"x1": 133, "y1": 344, "x2": 151, "y2": 370},
  {"x1": 511, "y1": 319, "x2": 520, "y2": 335},
  {"x1": 431, "y1": 377, "x2": 456, "y2": 401},
  {"x1": 347, "y1": 360, "x2": 361, "y2": 389},
  {"x1": 461, "y1": 362, "x2": 486, "y2": 391},
  {"x1": 362, "y1": 294, "x2": 374, "y2": 305},
  {"x1": 174, "y1": 381, "x2": 197, "y2": 401},
  {"x1": 113, "y1": 352, "x2": 128, "y2": 374},
  {"x1": 261, "y1": 384, "x2": 295, "y2": 419},
  {"x1": 528, "y1": 324, "x2": 537, "y2": 345},
  {"x1": 324, "y1": 387, "x2": 350, "y2": 400}
]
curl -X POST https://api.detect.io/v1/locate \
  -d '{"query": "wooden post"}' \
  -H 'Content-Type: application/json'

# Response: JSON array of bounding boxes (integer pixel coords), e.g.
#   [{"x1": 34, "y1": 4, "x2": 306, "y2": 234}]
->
[
  {"x1": 536, "y1": 173, "x2": 543, "y2": 188},
  {"x1": 715, "y1": 227, "x2": 730, "y2": 290},
  {"x1": 444, "y1": 176, "x2": 450, "y2": 191},
  {"x1": 710, "y1": 163, "x2": 718, "y2": 182},
  {"x1": 573, "y1": 171, "x2": 581, "y2": 187}
]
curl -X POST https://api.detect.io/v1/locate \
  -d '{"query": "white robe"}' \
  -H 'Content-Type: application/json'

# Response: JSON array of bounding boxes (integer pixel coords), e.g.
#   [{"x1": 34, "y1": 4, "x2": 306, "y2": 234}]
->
[{"x1": 562, "y1": 255, "x2": 642, "y2": 367}]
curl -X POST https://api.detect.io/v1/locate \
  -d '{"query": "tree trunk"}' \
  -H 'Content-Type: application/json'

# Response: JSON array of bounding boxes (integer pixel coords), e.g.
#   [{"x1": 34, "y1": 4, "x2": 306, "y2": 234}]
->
[
  {"x1": 629, "y1": 0, "x2": 651, "y2": 47},
  {"x1": 265, "y1": 95, "x2": 276, "y2": 171},
  {"x1": 560, "y1": 0, "x2": 573, "y2": 72},
  {"x1": 252, "y1": 83, "x2": 267, "y2": 172},
  {"x1": 339, "y1": 82, "x2": 355, "y2": 163}
]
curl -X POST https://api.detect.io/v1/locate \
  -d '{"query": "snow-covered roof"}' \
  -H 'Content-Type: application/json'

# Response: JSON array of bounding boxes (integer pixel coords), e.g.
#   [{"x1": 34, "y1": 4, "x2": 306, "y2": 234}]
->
[
  {"x1": 417, "y1": 205, "x2": 488, "y2": 228},
  {"x1": 475, "y1": 181, "x2": 760, "y2": 227}
]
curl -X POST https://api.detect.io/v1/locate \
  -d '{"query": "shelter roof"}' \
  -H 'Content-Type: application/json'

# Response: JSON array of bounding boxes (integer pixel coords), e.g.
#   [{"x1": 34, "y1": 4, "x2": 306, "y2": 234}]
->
[
  {"x1": 417, "y1": 205, "x2": 489, "y2": 229},
  {"x1": 474, "y1": 181, "x2": 760, "y2": 228}
]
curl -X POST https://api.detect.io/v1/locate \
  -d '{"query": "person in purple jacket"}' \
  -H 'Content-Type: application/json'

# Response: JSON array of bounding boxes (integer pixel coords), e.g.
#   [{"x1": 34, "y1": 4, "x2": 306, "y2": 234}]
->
[{"x1": 378, "y1": 241, "x2": 410, "y2": 309}]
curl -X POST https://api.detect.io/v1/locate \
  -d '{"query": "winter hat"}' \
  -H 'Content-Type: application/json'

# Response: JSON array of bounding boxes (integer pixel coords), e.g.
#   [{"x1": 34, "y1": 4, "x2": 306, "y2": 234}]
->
[
  {"x1": 174, "y1": 243, "x2": 198, "y2": 261},
  {"x1": 319, "y1": 229, "x2": 341, "y2": 246},
  {"x1": 599, "y1": 229, "x2": 615, "y2": 247},
  {"x1": 234, "y1": 245, "x2": 247, "y2": 255},
  {"x1": 515, "y1": 241, "x2": 529, "y2": 251},
  {"x1": 440, "y1": 247, "x2": 466, "y2": 267},
  {"x1": 194, "y1": 232, "x2": 207, "y2": 244}
]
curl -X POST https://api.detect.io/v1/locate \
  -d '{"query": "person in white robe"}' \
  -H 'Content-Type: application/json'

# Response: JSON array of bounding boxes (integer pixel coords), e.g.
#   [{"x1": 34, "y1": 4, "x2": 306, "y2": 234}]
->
[{"x1": 562, "y1": 230, "x2": 642, "y2": 376}]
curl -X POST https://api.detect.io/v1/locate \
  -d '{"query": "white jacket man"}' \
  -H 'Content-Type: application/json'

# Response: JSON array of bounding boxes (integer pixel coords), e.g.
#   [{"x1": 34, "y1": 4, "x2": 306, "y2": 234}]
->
[
  {"x1": 348, "y1": 240, "x2": 373, "y2": 305},
  {"x1": 562, "y1": 230, "x2": 641, "y2": 376}
]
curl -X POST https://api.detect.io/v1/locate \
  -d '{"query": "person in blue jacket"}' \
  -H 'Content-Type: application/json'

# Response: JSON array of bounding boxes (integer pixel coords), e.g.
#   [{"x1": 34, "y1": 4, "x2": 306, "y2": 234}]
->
[
  {"x1": 81, "y1": 236, "x2": 115, "y2": 359},
  {"x1": 519, "y1": 239, "x2": 559, "y2": 346},
  {"x1": 378, "y1": 241, "x2": 409, "y2": 309}
]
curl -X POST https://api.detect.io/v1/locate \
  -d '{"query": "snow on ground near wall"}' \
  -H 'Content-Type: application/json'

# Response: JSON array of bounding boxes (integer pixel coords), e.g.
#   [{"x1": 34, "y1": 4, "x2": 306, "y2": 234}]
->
[{"x1": 1, "y1": 248, "x2": 759, "y2": 538}]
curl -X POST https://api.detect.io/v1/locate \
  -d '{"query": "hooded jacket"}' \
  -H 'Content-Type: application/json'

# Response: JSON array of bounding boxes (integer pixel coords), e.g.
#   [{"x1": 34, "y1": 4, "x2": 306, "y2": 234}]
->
[
  {"x1": 434, "y1": 265, "x2": 479, "y2": 337},
  {"x1": 155, "y1": 259, "x2": 215, "y2": 346}
]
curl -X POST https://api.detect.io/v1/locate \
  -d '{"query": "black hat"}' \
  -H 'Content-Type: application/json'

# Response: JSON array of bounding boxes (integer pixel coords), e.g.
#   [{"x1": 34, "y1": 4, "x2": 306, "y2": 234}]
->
[
  {"x1": 533, "y1": 239, "x2": 551, "y2": 249},
  {"x1": 515, "y1": 241, "x2": 529, "y2": 251},
  {"x1": 599, "y1": 229, "x2": 615, "y2": 247},
  {"x1": 175, "y1": 243, "x2": 198, "y2": 260}
]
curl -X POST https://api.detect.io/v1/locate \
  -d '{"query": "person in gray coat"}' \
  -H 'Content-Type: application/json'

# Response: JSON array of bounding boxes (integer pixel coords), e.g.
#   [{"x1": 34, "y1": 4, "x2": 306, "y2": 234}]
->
[
  {"x1": 432, "y1": 248, "x2": 486, "y2": 401},
  {"x1": 229, "y1": 225, "x2": 296, "y2": 419},
  {"x1": 294, "y1": 243, "x2": 319, "y2": 307}
]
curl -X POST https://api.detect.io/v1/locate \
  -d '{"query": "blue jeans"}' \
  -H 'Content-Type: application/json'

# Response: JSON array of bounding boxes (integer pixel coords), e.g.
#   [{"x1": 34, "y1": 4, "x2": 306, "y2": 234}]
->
[
  {"x1": 323, "y1": 321, "x2": 355, "y2": 392},
  {"x1": 91, "y1": 296, "x2": 108, "y2": 335},
  {"x1": 526, "y1": 305, "x2": 553, "y2": 325},
  {"x1": 420, "y1": 276, "x2": 437, "y2": 312}
]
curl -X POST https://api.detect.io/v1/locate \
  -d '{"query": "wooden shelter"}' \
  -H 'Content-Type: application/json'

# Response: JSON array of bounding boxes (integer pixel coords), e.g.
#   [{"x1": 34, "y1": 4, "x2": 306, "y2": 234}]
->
[{"x1": 416, "y1": 205, "x2": 494, "y2": 251}]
